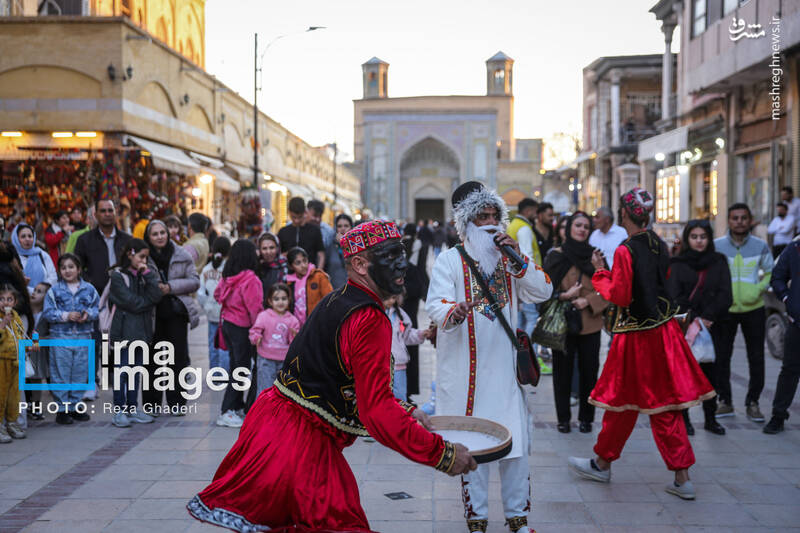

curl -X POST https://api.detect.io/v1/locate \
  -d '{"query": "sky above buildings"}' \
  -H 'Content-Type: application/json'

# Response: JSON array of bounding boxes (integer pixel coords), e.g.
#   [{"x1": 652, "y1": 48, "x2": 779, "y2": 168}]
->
[{"x1": 205, "y1": 0, "x2": 675, "y2": 168}]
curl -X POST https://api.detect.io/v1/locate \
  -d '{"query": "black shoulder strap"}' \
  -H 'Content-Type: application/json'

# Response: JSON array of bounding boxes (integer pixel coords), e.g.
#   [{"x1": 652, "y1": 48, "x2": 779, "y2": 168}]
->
[{"x1": 456, "y1": 245, "x2": 520, "y2": 350}]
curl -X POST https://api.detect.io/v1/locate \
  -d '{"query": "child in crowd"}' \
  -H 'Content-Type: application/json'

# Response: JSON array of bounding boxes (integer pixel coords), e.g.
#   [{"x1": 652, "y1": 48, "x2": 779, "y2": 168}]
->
[
  {"x1": 199, "y1": 237, "x2": 231, "y2": 373},
  {"x1": 249, "y1": 283, "x2": 300, "y2": 395},
  {"x1": 286, "y1": 247, "x2": 332, "y2": 326},
  {"x1": 30, "y1": 282, "x2": 48, "y2": 328},
  {"x1": 384, "y1": 292, "x2": 433, "y2": 402},
  {"x1": 42, "y1": 253, "x2": 99, "y2": 425},
  {"x1": 165, "y1": 215, "x2": 185, "y2": 245},
  {"x1": 107, "y1": 239, "x2": 163, "y2": 428},
  {"x1": 0, "y1": 284, "x2": 28, "y2": 442},
  {"x1": 23, "y1": 281, "x2": 50, "y2": 422}
]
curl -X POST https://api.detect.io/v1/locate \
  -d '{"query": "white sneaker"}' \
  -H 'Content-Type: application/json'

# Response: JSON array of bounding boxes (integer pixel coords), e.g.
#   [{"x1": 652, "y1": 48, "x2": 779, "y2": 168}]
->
[
  {"x1": 0, "y1": 425, "x2": 11, "y2": 443},
  {"x1": 235, "y1": 409, "x2": 245, "y2": 419},
  {"x1": 665, "y1": 480, "x2": 695, "y2": 500},
  {"x1": 128, "y1": 411, "x2": 155, "y2": 424},
  {"x1": 6, "y1": 422, "x2": 26, "y2": 439},
  {"x1": 112, "y1": 413, "x2": 132, "y2": 428},
  {"x1": 216, "y1": 410, "x2": 243, "y2": 428},
  {"x1": 568, "y1": 456, "x2": 611, "y2": 483}
]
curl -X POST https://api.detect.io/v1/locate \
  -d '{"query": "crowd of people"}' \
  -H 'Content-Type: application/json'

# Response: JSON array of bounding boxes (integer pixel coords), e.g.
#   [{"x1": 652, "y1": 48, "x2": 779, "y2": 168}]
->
[{"x1": 0, "y1": 182, "x2": 798, "y2": 532}]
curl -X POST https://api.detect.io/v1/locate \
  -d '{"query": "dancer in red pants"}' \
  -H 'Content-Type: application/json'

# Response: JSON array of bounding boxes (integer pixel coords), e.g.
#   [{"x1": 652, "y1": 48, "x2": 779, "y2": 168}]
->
[{"x1": 568, "y1": 188, "x2": 714, "y2": 501}]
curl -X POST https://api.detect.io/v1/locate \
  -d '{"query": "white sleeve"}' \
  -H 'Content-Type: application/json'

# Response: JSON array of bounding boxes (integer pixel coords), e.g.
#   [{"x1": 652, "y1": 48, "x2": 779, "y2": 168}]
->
[
  {"x1": 516, "y1": 226, "x2": 535, "y2": 262},
  {"x1": 768, "y1": 217, "x2": 780, "y2": 234},
  {"x1": 425, "y1": 252, "x2": 461, "y2": 331},
  {"x1": 43, "y1": 252, "x2": 58, "y2": 286},
  {"x1": 513, "y1": 262, "x2": 553, "y2": 305}
]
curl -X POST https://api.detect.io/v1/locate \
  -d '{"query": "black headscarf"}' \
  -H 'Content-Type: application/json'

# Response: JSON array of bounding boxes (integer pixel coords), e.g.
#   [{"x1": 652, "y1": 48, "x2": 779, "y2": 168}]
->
[
  {"x1": 144, "y1": 220, "x2": 175, "y2": 276},
  {"x1": 543, "y1": 212, "x2": 597, "y2": 289},
  {"x1": 671, "y1": 219, "x2": 717, "y2": 271}
]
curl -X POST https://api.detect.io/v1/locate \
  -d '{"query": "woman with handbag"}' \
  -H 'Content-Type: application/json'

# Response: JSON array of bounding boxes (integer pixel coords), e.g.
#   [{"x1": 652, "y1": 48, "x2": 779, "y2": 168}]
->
[
  {"x1": 666, "y1": 219, "x2": 732, "y2": 436},
  {"x1": 143, "y1": 220, "x2": 201, "y2": 416},
  {"x1": 543, "y1": 212, "x2": 609, "y2": 434}
]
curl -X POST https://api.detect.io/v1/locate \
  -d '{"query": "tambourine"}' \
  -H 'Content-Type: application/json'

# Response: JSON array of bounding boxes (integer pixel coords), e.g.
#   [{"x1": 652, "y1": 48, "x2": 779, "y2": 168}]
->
[{"x1": 430, "y1": 415, "x2": 512, "y2": 464}]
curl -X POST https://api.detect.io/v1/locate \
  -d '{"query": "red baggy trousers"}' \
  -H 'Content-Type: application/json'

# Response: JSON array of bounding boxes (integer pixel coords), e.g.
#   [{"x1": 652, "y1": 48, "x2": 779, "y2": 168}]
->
[{"x1": 593, "y1": 409, "x2": 695, "y2": 471}]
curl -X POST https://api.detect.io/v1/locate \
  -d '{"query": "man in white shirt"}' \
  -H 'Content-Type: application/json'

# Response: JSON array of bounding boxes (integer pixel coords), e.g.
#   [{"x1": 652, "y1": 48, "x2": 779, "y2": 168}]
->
[
  {"x1": 589, "y1": 207, "x2": 628, "y2": 268},
  {"x1": 768, "y1": 202, "x2": 796, "y2": 258},
  {"x1": 780, "y1": 187, "x2": 800, "y2": 234}
]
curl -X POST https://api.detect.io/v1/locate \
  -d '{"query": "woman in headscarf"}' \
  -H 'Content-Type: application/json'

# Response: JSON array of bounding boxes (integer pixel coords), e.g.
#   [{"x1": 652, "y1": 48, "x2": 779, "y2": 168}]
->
[
  {"x1": 11, "y1": 224, "x2": 57, "y2": 292},
  {"x1": 666, "y1": 219, "x2": 731, "y2": 436},
  {"x1": 143, "y1": 220, "x2": 200, "y2": 416},
  {"x1": 256, "y1": 232, "x2": 287, "y2": 307},
  {"x1": 543, "y1": 212, "x2": 609, "y2": 434}
]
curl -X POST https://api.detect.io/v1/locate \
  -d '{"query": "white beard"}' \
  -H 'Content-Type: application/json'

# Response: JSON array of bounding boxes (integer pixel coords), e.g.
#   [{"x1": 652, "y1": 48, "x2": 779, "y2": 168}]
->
[{"x1": 464, "y1": 223, "x2": 502, "y2": 277}]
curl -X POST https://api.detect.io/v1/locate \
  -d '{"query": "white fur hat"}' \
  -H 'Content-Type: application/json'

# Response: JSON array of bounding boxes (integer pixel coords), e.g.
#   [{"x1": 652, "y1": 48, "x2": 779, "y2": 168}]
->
[{"x1": 451, "y1": 181, "x2": 509, "y2": 239}]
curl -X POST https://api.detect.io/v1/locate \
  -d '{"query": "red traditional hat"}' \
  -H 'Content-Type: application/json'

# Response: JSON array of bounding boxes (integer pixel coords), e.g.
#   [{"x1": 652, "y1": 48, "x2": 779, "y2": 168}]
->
[{"x1": 340, "y1": 220, "x2": 402, "y2": 258}]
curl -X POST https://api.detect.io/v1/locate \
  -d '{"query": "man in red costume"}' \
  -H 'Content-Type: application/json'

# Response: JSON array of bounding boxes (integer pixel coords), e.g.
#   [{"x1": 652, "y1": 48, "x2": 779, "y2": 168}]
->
[
  {"x1": 188, "y1": 220, "x2": 477, "y2": 532},
  {"x1": 567, "y1": 187, "x2": 714, "y2": 501}
]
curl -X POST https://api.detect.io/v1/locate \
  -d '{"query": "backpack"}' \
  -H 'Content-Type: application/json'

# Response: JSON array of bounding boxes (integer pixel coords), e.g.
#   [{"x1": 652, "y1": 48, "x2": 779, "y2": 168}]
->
[{"x1": 98, "y1": 270, "x2": 130, "y2": 334}]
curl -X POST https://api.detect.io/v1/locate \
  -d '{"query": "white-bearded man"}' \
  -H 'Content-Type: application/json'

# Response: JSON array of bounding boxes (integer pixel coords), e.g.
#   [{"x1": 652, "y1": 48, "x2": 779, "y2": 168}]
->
[{"x1": 426, "y1": 182, "x2": 553, "y2": 533}]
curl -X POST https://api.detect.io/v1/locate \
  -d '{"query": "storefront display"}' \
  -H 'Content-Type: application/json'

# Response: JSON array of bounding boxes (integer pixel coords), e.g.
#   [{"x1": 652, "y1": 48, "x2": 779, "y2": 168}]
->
[
  {"x1": 0, "y1": 146, "x2": 195, "y2": 231},
  {"x1": 736, "y1": 149, "x2": 771, "y2": 228},
  {"x1": 689, "y1": 160, "x2": 718, "y2": 220}
]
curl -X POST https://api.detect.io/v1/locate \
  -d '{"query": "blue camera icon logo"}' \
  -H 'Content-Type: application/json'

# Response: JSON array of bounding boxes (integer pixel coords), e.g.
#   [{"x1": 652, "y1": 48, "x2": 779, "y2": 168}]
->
[{"x1": 18, "y1": 333, "x2": 95, "y2": 391}]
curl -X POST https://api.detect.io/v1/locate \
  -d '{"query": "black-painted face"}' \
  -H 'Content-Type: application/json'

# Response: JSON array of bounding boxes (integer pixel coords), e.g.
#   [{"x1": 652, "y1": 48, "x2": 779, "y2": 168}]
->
[{"x1": 368, "y1": 240, "x2": 408, "y2": 296}]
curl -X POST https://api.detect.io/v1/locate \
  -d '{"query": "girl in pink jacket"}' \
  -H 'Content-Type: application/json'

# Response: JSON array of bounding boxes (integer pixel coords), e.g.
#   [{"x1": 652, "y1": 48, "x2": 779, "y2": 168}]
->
[
  {"x1": 249, "y1": 284, "x2": 300, "y2": 395},
  {"x1": 213, "y1": 240, "x2": 263, "y2": 428}
]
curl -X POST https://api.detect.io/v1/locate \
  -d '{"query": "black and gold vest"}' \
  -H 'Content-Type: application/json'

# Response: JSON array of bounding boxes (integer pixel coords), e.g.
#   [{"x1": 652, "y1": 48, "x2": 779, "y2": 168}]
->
[
  {"x1": 607, "y1": 230, "x2": 678, "y2": 333},
  {"x1": 275, "y1": 282, "x2": 387, "y2": 436}
]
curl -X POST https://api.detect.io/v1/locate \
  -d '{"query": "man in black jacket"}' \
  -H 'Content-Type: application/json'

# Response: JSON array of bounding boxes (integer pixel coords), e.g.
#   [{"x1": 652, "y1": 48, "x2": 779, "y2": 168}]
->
[
  {"x1": 74, "y1": 199, "x2": 133, "y2": 294},
  {"x1": 764, "y1": 239, "x2": 800, "y2": 434}
]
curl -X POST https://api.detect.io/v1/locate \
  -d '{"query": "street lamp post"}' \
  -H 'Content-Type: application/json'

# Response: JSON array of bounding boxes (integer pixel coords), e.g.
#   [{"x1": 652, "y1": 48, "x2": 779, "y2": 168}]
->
[{"x1": 253, "y1": 26, "x2": 325, "y2": 188}]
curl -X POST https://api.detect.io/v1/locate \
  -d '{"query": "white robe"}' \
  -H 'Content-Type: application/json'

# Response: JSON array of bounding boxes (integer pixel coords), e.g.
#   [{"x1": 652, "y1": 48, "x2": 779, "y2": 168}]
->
[{"x1": 425, "y1": 247, "x2": 552, "y2": 459}]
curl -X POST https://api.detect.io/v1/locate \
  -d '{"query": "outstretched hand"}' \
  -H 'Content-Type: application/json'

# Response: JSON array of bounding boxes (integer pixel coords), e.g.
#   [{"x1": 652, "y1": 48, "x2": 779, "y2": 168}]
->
[
  {"x1": 450, "y1": 302, "x2": 476, "y2": 323},
  {"x1": 591, "y1": 249, "x2": 606, "y2": 271},
  {"x1": 411, "y1": 408, "x2": 433, "y2": 430}
]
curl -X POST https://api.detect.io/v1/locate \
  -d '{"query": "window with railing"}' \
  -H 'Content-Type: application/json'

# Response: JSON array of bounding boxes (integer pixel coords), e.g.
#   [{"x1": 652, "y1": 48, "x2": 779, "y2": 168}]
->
[{"x1": 37, "y1": 0, "x2": 86, "y2": 15}]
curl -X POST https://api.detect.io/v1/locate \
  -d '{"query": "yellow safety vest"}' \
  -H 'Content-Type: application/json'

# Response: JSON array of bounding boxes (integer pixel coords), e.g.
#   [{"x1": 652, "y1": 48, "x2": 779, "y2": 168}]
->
[{"x1": 507, "y1": 215, "x2": 542, "y2": 265}]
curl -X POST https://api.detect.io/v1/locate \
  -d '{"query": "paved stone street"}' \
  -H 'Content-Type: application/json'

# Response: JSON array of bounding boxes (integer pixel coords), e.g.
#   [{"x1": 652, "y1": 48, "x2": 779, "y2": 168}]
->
[{"x1": 1, "y1": 315, "x2": 799, "y2": 533}]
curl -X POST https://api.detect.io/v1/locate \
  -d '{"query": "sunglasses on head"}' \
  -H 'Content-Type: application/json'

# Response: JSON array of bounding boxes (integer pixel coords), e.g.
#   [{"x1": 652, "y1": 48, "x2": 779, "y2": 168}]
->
[{"x1": 686, "y1": 219, "x2": 711, "y2": 229}]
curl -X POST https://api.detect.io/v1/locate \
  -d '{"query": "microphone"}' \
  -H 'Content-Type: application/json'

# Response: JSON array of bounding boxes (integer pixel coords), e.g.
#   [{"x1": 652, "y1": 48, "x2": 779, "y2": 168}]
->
[{"x1": 493, "y1": 235, "x2": 527, "y2": 270}]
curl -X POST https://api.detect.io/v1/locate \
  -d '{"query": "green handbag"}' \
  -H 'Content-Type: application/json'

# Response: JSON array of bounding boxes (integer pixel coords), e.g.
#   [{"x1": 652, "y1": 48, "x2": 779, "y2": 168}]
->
[{"x1": 531, "y1": 298, "x2": 570, "y2": 352}]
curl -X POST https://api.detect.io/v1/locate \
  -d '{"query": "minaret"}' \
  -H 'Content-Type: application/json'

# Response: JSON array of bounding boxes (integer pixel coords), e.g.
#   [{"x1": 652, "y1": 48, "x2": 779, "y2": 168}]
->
[
  {"x1": 486, "y1": 51, "x2": 513, "y2": 96},
  {"x1": 362, "y1": 57, "x2": 389, "y2": 99}
]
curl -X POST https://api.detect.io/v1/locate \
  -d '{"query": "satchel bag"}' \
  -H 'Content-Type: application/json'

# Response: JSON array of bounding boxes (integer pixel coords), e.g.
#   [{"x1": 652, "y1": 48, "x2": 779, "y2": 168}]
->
[
  {"x1": 456, "y1": 246, "x2": 540, "y2": 387},
  {"x1": 532, "y1": 298, "x2": 570, "y2": 352}
]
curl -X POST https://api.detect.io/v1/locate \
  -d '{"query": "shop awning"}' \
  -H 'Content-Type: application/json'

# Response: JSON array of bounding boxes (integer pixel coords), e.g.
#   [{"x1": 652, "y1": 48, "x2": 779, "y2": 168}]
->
[
  {"x1": 226, "y1": 163, "x2": 258, "y2": 185},
  {"x1": 126, "y1": 135, "x2": 200, "y2": 175},
  {"x1": 186, "y1": 152, "x2": 242, "y2": 193},
  {"x1": 637, "y1": 126, "x2": 688, "y2": 162},
  {"x1": 280, "y1": 180, "x2": 314, "y2": 200},
  {"x1": 201, "y1": 167, "x2": 241, "y2": 193},
  {"x1": 189, "y1": 151, "x2": 225, "y2": 169}
]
